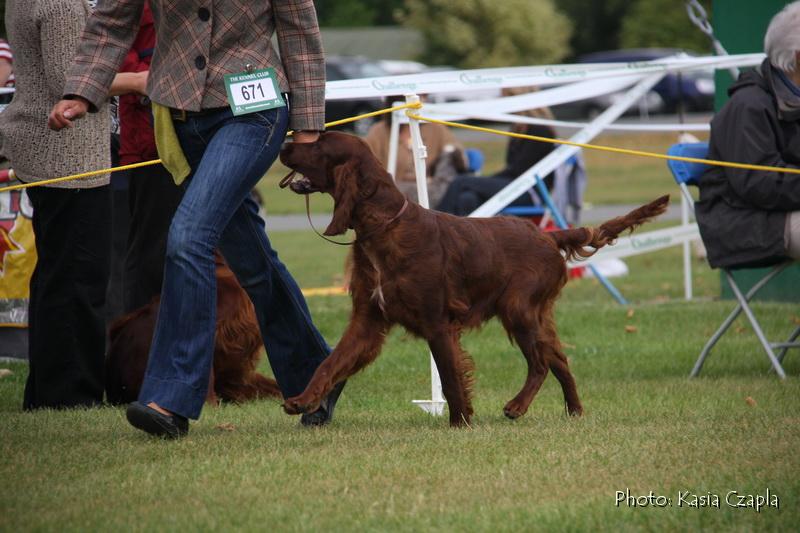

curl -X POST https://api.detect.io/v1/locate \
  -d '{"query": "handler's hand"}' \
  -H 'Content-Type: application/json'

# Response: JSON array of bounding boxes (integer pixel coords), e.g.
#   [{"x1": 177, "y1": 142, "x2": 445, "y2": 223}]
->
[
  {"x1": 293, "y1": 130, "x2": 320, "y2": 143},
  {"x1": 48, "y1": 97, "x2": 90, "y2": 131}
]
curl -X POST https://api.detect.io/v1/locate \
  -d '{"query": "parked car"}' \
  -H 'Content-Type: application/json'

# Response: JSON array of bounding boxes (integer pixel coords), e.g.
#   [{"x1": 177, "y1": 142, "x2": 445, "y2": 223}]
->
[
  {"x1": 376, "y1": 59, "x2": 428, "y2": 76},
  {"x1": 325, "y1": 56, "x2": 388, "y2": 136},
  {"x1": 577, "y1": 48, "x2": 715, "y2": 113}
]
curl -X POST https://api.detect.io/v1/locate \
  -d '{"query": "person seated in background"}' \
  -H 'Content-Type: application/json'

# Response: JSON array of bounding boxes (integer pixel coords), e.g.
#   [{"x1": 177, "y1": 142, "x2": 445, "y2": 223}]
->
[
  {"x1": 695, "y1": 1, "x2": 800, "y2": 268},
  {"x1": 436, "y1": 86, "x2": 557, "y2": 216},
  {"x1": 364, "y1": 98, "x2": 468, "y2": 207}
]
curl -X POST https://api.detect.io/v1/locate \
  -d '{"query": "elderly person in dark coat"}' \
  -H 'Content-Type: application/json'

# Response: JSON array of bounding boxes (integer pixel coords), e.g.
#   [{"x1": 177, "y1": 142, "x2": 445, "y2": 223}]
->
[{"x1": 695, "y1": 1, "x2": 800, "y2": 268}]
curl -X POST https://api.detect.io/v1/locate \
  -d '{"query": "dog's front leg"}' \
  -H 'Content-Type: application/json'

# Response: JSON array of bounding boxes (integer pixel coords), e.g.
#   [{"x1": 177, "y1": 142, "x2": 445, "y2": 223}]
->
[
  {"x1": 428, "y1": 329, "x2": 475, "y2": 427},
  {"x1": 283, "y1": 306, "x2": 389, "y2": 415}
]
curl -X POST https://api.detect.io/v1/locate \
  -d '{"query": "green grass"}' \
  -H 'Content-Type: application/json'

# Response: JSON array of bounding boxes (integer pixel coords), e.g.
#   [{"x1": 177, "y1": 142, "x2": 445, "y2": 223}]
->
[
  {"x1": 2, "y1": 227, "x2": 799, "y2": 531},
  {"x1": 258, "y1": 130, "x2": 705, "y2": 215}
]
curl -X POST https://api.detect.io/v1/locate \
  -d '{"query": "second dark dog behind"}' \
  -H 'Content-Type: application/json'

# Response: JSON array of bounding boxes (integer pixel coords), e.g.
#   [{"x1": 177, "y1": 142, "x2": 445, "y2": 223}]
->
[{"x1": 105, "y1": 254, "x2": 281, "y2": 405}]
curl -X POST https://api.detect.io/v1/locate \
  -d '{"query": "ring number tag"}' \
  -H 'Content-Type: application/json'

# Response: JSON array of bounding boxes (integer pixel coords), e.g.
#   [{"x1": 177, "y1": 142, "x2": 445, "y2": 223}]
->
[{"x1": 224, "y1": 67, "x2": 286, "y2": 116}]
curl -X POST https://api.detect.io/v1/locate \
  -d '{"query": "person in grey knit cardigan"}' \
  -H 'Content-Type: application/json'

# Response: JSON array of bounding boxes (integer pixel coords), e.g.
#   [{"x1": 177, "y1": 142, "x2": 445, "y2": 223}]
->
[{"x1": 0, "y1": 0, "x2": 146, "y2": 410}]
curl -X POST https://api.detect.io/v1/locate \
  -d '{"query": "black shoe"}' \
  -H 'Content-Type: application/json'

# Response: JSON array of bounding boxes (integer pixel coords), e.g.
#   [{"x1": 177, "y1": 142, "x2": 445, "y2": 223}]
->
[
  {"x1": 300, "y1": 380, "x2": 346, "y2": 427},
  {"x1": 126, "y1": 401, "x2": 189, "y2": 439}
]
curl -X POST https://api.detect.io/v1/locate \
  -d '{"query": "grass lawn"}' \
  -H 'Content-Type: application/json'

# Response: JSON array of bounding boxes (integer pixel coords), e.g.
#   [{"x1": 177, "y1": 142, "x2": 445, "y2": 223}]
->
[{"x1": 2, "y1": 227, "x2": 798, "y2": 531}]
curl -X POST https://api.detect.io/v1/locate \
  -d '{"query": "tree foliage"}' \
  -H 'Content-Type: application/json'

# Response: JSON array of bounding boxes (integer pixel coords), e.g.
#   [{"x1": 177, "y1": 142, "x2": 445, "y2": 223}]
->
[
  {"x1": 556, "y1": 0, "x2": 631, "y2": 59},
  {"x1": 315, "y1": 0, "x2": 406, "y2": 27},
  {"x1": 619, "y1": 0, "x2": 712, "y2": 53},
  {"x1": 402, "y1": 0, "x2": 571, "y2": 68},
  {"x1": 557, "y1": 0, "x2": 714, "y2": 58}
]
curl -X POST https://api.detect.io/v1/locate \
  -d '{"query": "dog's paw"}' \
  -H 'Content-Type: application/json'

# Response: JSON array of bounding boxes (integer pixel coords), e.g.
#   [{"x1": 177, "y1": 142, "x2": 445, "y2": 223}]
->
[
  {"x1": 282, "y1": 397, "x2": 308, "y2": 415},
  {"x1": 283, "y1": 396, "x2": 318, "y2": 415},
  {"x1": 503, "y1": 401, "x2": 527, "y2": 420},
  {"x1": 567, "y1": 404, "x2": 584, "y2": 417}
]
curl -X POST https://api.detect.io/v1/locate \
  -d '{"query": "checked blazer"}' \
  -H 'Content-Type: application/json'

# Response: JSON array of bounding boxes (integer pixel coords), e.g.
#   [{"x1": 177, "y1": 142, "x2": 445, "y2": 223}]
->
[{"x1": 63, "y1": 0, "x2": 325, "y2": 130}]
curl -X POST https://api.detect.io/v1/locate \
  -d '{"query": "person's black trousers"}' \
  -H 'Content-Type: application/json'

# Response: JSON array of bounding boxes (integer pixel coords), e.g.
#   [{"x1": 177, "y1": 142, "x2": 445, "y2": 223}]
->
[
  {"x1": 106, "y1": 172, "x2": 130, "y2": 323},
  {"x1": 122, "y1": 163, "x2": 183, "y2": 312},
  {"x1": 24, "y1": 186, "x2": 111, "y2": 410}
]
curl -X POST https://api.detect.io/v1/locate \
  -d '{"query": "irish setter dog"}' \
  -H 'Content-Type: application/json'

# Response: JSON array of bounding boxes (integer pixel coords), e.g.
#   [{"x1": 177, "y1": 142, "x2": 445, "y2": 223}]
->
[
  {"x1": 280, "y1": 131, "x2": 668, "y2": 426},
  {"x1": 105, "y1": 254, "x2": 281, "y2": 405}
]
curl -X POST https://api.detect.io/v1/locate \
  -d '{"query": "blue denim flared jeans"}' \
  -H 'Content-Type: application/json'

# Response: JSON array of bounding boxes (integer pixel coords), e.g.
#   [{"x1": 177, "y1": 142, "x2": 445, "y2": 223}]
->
[{"x1": 138, "y1": 106, "x2": 330, "y2": 419}]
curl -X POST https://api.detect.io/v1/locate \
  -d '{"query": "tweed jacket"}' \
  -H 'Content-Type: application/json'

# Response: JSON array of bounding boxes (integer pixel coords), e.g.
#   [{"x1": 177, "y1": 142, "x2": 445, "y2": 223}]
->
[{"x1": 63, "y1": 0, "x2": 325, "y2": 131}]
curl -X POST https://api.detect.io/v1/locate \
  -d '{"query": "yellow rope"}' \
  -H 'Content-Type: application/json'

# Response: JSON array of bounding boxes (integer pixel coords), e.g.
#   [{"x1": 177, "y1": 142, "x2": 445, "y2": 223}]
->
[
  {"x1": 0, "y1": 102, "x2": 424, "y2": 194},
  {"x1": 407, "y1": 112, "x2": 800, "y2": 176},
  {"x1": 287, "y1": 101, "x2": 422, "y2": 135},
  {"x1": 317, "y1": 101, "x2": 421, "y2": 130},
  {"x1": 0, "y1": 159, "x2": 164, "y2": 193},
  {"x1": 5, "y1": 99, "x2": 792, "y2": 194}
]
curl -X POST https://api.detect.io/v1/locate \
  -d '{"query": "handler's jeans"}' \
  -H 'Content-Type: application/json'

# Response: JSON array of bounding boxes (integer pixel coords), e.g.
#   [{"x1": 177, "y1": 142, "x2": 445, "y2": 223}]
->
[{"x1": 138, "y1": 106, "x2": 330, "y2": 419}]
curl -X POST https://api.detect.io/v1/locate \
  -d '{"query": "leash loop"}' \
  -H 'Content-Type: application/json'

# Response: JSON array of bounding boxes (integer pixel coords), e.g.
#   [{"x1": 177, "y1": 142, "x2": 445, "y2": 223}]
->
[
  {"x1": 278, "y1": 169, "x2": 297, "y2": 189},
  {"x1": 303, "y1": 197, "x2": 410, "y2": 247}
]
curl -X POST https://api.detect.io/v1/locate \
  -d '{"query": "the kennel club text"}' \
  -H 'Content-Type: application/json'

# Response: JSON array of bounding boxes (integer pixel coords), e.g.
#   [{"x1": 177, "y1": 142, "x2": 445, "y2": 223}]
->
[{"x1": 615, "y1": 489, "x2": 779, "y2": 511}]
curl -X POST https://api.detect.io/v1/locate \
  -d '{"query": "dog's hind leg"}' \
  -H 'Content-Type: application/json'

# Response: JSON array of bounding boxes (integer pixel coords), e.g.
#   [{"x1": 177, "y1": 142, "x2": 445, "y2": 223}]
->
[
  {"x1": 549, "y1": 355, "x2": 582, "y2": 416},
  {"x1": 536, "y1": 311, "x2": 582, "y2": 416},
  {"x1": 502, "y1": 324, "x2": 550, "y2": 420},
  {"x1": 427, "y1": 327, "x2": 475, "y2": 427}
]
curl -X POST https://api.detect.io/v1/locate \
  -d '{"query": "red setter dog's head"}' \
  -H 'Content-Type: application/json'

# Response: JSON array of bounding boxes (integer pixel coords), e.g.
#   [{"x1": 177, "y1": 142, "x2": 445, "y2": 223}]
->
[{"x1": 280, "y1": 131, "x2": 395, "y2": 236}]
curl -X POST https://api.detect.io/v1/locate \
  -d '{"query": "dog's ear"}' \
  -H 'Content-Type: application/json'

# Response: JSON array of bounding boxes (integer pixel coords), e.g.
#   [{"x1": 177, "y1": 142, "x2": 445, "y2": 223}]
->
[
  {"x1": 325, "y1": 160, "x2": 359, "y2": 236},
  {"x1": 356, "y1": 154, "x2": 383, "y2": 199}
]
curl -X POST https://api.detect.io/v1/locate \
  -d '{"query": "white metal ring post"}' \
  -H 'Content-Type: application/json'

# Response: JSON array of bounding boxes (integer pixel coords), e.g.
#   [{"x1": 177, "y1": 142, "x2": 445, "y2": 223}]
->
[
  {"x1": 405, "y1": 94, "x2": 445, "y2": 416},
  {"x1": 405, "y1": 95, "x2": 431, "y2": 208},
  {"x1": 387, "y1": 104, "x2": 401, "y2": 178},
  {"x1": 681, "y1": 192, "x2": 693, "y2": 300}
]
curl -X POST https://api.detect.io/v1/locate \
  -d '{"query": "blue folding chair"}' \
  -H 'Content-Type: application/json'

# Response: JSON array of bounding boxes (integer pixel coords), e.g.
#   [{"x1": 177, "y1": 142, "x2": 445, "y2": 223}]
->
[
  {"x1": 465, "y1": 148, "x2": 484, "y2": 176},
  {"x1": 667, "y1": 142, "x2": 799, "y2": 378}
]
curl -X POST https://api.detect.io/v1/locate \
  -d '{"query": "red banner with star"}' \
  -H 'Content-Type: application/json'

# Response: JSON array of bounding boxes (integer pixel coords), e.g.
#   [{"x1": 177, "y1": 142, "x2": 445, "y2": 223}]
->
[{"x1": 0, "y1": 169, "x2": 35, "y2": 327}]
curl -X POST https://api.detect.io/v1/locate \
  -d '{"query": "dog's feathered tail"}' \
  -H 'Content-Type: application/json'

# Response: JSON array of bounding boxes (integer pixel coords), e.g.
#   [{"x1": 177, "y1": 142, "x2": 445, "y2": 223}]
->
[{"x1": 548, "y1": 195, "x2": 669, "y2": 262}]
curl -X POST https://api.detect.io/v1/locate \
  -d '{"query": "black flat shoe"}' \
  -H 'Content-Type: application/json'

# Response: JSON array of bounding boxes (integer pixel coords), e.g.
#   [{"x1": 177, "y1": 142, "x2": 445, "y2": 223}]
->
[
  {"x1": 300, "y1": 380, "x2": 346, "y2": 427},
  {"x1": 126, "y1": 401, "x2": 189, "y2": 439}
]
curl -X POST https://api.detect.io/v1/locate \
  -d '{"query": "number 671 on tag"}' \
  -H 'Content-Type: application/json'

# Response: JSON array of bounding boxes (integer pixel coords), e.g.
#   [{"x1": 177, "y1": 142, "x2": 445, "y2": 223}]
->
[{"x1": 224, "y1": 67, "x2": 286, "y2": 116}]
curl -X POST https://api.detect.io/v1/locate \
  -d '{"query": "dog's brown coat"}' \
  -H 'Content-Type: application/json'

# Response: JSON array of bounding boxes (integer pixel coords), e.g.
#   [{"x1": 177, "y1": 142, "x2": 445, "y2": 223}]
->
[
  {"x1": 105, "y1": 255, "x2": 281, "y2": 405},
  {"x1": 280, "y1": 131, "x2": 668, "y2": 426}
]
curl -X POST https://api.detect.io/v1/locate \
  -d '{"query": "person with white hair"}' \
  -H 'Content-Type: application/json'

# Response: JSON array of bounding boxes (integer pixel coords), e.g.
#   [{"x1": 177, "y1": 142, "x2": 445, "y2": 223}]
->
[{"x1": 695, "y1": 1, "x2": 800, "y2": 269}]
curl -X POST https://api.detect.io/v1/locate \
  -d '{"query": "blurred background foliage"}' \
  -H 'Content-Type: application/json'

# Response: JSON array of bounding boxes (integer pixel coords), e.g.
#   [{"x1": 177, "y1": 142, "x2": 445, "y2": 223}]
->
[
  {"x1": 0, "y1": 0, "x2": 713, "y2": 63},
  {"x1": 401, "y1": 0, "x2": 571, "y2": 68},
  {"x1": 315, "y1": 0, "x2": 713, "y2": 67}
]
